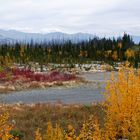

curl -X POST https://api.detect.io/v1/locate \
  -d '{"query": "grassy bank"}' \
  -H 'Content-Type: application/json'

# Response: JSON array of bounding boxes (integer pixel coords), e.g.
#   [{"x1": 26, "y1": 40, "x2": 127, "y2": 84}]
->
[{"x1": 0, "y1": 103, "x2": 105, "y2": 140}]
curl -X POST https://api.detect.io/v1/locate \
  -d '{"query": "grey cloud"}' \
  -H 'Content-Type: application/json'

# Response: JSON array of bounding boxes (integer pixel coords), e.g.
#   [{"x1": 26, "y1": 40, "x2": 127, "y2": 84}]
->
[{"x1": 0, "y1": 0, "x2": 140, "y2": 36}]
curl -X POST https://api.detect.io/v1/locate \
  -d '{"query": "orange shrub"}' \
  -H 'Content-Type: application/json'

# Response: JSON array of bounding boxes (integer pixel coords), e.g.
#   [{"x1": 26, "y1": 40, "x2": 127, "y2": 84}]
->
[{"x1": 104, "y1": 66, "x2": 140, "y2": 139}]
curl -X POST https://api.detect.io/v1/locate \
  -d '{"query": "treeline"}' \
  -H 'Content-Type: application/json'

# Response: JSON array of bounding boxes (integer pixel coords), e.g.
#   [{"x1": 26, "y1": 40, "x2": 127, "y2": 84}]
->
[{"x1": 0, "y1": 33, "x2": 140, "y2": 67}]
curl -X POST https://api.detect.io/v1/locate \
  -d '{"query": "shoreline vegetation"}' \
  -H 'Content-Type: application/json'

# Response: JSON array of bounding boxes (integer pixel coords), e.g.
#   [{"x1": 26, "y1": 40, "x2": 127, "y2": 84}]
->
[
  {"x1": 0, "y1": 61, "x2": 117, "y2": 93},
  {"x1": 0, "y1": 67, "x2": 84, "y2": 93}
]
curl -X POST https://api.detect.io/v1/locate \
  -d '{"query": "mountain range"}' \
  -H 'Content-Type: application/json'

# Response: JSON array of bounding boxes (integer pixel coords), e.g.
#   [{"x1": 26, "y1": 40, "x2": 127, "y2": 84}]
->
[
  {"x1": 0, "y1": 29, "x2": 140, "y2": 44},
  {"x1": 0, "y1": 29, "x2": 95, "y2": 44}
]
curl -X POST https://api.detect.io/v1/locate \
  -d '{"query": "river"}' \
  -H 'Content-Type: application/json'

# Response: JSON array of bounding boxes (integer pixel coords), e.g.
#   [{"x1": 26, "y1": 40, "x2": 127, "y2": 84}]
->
[{"x1": 0, "y1": 72, "x2": 114, "y2": 104}]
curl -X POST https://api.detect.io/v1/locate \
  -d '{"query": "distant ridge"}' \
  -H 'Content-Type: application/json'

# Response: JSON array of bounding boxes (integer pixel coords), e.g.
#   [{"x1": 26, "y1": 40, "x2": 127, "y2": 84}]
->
[
  {"x1": 0, "y1": 29, "x2": 94, "y2": 44},
  {"x1": 131, "y1": 35, "x2": 140, "y2": 44},
  {"x1": 0, "y1": 29, "x2": 140, "y2": 44},
  {"x1": 0, "y1": 34, "x2": 15, "y2": 44}
]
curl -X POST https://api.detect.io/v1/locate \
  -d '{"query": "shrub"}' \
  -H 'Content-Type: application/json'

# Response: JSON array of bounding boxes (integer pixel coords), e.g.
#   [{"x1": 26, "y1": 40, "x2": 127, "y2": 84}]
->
[{"x1": 0, "y1": 68, "x2": 76, "y2": 83}]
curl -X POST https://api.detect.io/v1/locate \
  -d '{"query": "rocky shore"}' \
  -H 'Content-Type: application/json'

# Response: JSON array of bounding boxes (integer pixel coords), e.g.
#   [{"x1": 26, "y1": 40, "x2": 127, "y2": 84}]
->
[{"x1": 0, "y1": 79, "x2": 84, "y2": 93}]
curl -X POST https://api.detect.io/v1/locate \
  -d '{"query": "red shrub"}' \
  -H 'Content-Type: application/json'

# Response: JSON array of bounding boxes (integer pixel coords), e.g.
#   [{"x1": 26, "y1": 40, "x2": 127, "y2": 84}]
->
[{"x1": 0, "y1": 68, "x2": 76, "y2": 83}]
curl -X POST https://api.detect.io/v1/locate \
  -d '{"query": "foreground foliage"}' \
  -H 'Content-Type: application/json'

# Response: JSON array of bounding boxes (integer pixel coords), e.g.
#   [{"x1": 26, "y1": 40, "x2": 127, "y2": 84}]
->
[
  {"x1": 104, "y1": 66, "x2": 140, "y2": 139},
  {"x1": 35, "y1": 66, "x2": 140, "y2": 140},
  {"x1": 0, "y1": 66, "x2": 140, "y2": 139}
]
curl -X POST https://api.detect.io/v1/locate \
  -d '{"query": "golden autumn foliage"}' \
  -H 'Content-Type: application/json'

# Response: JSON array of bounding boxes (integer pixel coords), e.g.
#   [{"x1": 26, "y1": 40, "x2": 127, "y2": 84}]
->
[
  {"x1": 35, "y1": 118, "x2": 103, "y2": 140},
  {"x1": 1, "y1": 65, "x2": 140, "y2": 140},
  {"x1": 104, "y1": 50, "x2": 112, "y2": 58},
  {"x1": 0, "y1": 112, "x2": 15, "y2": 140},
  {"x1": 79, "y1": 51, "x2": 88, "y2": 57},
  {"x1": 34, "y1": 66, "x2": 140, "y2": 140},
  {"x1": 104, "y1": 66, "x2": 140, "y2": 139},
  {"x1": 35, "y1": 128, "x2": 42, "y2": 140},
  {"x1": 78, "y1": 116, "x2": 102, "y2": 140},
  {"x1": 35, "y1": 122, "x2": 64, "y2": 140},
  {"x1": 112, "y1": 51, "x2": 118, "y2": 61},
  {"x1": 125, "y1": 48, "x2": 135, "y2": 60},
  {"x1": 118, "y1": 42, "x2": 122, "y2": 49},
  {"x1": 44, "y1": 122, "x2": 64, "y2": 140}
]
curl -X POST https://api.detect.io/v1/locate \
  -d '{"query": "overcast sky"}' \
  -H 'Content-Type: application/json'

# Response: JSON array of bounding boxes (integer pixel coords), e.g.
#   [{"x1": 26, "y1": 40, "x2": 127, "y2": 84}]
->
[{"x1": 0, "y1": 0, "x2": 140, "y2": 36}]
